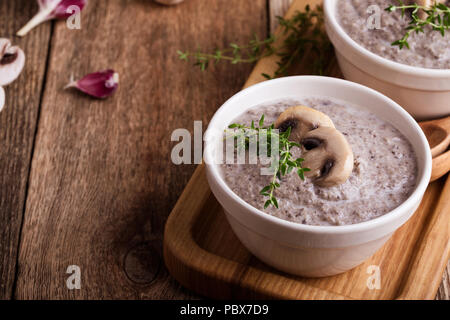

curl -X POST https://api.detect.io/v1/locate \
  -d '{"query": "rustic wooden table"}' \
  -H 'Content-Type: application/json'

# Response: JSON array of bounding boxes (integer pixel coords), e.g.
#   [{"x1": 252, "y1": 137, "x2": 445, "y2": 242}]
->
[{"x1": 0, "y1": 0, "x2": 448, "y2": 300}]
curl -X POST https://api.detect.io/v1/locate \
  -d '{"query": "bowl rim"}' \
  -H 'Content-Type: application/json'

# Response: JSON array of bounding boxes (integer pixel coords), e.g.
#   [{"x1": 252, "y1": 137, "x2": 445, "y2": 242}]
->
[
  {"x1": 204, "y1": 76, "x2": 432, "y2": 235},
  {"x1": 323, "y1": 0, "x2": 450, "y2": 76}
]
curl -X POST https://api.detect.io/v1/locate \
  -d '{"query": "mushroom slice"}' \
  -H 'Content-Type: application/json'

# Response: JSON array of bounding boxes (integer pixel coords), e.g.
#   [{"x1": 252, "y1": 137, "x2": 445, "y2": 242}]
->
[
  {"x1": 0, "y1": 38, "x2": 25, "y2": 86},
  {"x1": 274, "y1": 105, "x2": 335, "y2": 142},
  {"x1": 301, "y1": 127, "x2": 354, "y2": 187},
  {"x1": 414, "y1": 0, "x2": 446, "y2": 19},
  {"x1": 415, "y1": 0, "x2": 446, "y2": 7},
  {"x1": 0, "y1": 86, "x2": 5, "y2": 112}
]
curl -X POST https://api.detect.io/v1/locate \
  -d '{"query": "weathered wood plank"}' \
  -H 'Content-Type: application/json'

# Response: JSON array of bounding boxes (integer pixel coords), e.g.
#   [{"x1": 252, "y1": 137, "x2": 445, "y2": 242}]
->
[
  {"x1": 14, "y1": 0, "x2": 267, "y2": 299},
  {"x1": 0, "y1": 1, "x2": 52, "y2": 299},
  {"x1": 269, "y1": 0, "x2": 294, "y2": 32},
  {"x1": 436, "y1": 262, "x2": 449, "y2": 300}
]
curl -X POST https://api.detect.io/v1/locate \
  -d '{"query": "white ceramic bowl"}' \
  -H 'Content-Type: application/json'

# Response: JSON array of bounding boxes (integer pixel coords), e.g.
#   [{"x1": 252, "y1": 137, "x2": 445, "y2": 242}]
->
[
  {"x1": 324, "y1": 0, "x2": 450, "y2": 120},
  {"x1": 204, "y1": 76, "x2": 431, "y2": 277}
]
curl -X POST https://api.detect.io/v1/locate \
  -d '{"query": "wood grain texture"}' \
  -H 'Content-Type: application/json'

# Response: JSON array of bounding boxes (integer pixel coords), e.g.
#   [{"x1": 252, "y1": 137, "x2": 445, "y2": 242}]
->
[
  {"x1": 164, "y1": 0, "x2": 450, "y2": 300},
  {"x1": 13, "y1": 0, "x2": 268, "y2": 299},
  {"x1": 436, "y1": 263, "x2": 449, "y2": 300},
  {"x1": 0, "y1": 1, "x2": 52, "y2": 299},
  {"x1": 269, "y1": 0, "x2": 294, "y2": 32},
  {"x1": 397, "y1": 177, "x2": 450, "y2": 299}
]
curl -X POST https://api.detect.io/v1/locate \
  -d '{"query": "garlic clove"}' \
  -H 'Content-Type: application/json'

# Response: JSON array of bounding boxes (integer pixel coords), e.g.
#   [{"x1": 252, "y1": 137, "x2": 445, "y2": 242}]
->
[
  {"x1": 51, "y1": 0, "x2": 88, "y2": 19},
  {"x1": 65, "y1": 70, "x2": 119, "y2": 99},
  {"x1": 0, "y1": 86, "x2": 5, "y2": 112},
  {"x1": 17, "y1": 0, "x2": 88, "y2": 37},
  {"x1": 0, "y1": 38, "x2": 10, "y2": 56},
  {"x1": 154, "y1": 0, "x2": 185, "y2": 6},
  {"x1": 0, "y1": 38, "x2": 26, "y2": 86}
]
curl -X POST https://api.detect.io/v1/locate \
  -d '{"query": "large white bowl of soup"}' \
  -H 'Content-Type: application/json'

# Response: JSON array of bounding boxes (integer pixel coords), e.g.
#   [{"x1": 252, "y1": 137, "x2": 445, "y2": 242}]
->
[
  {"x1": 324, "y1": 0, "x2": 450, "y2": 120},
  {"x1": 204, "y1": 76, "x2": 431, "y2": 277}
]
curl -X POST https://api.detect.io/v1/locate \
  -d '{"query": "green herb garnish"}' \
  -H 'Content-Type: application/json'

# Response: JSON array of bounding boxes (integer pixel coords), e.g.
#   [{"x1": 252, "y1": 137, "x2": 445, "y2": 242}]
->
[
  {"x1": 386, "y1": 0, "x2": 450, "y2": 49},
  {"x1": 226, "y1": 115, "x2": 310, "y2": 209},
  {"x1": 178, "y1": 4, "x2": 334, "y2": 78},
  {"x1": 177, "y1": 34, "x2": 276, "y2": 71}
]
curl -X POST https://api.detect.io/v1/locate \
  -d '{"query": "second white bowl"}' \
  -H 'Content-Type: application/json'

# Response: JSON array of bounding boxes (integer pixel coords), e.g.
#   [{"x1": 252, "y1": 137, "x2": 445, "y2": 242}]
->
[{"x1": 324, "y1": 0, "x2": 450, "y2": 120}]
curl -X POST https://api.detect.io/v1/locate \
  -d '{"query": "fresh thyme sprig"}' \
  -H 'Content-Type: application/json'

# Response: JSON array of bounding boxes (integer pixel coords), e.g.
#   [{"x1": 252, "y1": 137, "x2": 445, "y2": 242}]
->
[
  {"x1": 178, "y1": 5, "x2": 334, "y2": 78},
  {"x1": 177, "y1": 34, "x2": 276, "y2": 71},
  {"x1": 271, "y1": 4, "x2": 333, "y2": 78},
  {"x1": 227, "y1": 115, "x2": 310, "y2": 209},
  {"x1": 386, "y1": 0, "x2": 450, "y2": 49}
]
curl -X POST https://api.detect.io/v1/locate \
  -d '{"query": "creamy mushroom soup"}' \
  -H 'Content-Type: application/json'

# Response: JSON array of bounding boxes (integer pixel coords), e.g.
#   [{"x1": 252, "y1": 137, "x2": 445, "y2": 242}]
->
[
  {"x1": 220, "y1": 97, "x2": 418, "y2": 226},
  {"x1": 337, "y1": 0, "x2": 450, "y2": 69}
]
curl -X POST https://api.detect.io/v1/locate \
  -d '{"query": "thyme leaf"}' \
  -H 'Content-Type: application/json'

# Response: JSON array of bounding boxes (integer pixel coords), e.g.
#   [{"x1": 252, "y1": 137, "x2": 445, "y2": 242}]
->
[
  {"x1": 226, "y1": 115, "x2": 309, "y2": 209},
  {"x1": 177, "y1": 4, "x2": 334, "y2": 78},
  {"x1": 386, "y1": 0, "x2": 450, "y2": 49}
]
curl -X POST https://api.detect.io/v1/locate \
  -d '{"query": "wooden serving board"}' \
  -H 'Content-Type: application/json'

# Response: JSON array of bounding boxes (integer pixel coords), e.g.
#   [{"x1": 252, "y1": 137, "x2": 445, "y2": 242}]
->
[{"x1": 163, "y1": 0, "x2": 450, "y2": 299}]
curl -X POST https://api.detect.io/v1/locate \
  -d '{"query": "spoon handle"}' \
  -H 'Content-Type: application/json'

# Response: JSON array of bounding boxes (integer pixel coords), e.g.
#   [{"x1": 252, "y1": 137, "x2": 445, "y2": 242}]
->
[{"x1": 433, "y1": 116, "x2": 450, "y2": 132}]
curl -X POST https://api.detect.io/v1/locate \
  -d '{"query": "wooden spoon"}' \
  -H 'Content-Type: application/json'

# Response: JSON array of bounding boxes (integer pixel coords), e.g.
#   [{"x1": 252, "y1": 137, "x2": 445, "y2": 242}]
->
[
  {"x1": 419, "y1": 116, "x2": 450, "y2": 157},
  {"x1": 430, "y1": 150, "x2": 450, "y2": 182},
  {"x1": 419, "y1": 116, "x2": 450, "y2": 182}
]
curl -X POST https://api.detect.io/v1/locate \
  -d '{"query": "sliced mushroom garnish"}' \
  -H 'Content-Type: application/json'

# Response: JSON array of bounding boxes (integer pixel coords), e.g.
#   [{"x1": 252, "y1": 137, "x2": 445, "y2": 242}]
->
[
  {"x1": 0, "y1": 38, "x2": 25, "y2": 86},
  {"x1": 414, "y1": 0, "x2": 445, "y2": 19},
  {"x1": 0, "y1": 86, "x2": 5, "y2": 112},
  {"x1": 275, "y1": 105, "x2": 335, "y2": 142},
  {"x1": 301, "y1": 127, "x2": 354, "y2": 187}
]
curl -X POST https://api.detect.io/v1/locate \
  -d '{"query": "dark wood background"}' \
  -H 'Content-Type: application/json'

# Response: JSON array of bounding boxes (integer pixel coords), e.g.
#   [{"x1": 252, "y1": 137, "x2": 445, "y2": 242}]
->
[{"x1": 0, "y1": 0, "x2": 448, "y2": 299}]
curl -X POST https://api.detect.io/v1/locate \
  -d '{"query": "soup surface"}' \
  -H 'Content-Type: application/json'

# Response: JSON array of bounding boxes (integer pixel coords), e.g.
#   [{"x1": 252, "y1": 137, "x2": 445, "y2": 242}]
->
[
  {"x1": 337, "y1": 0, "x2": 450, "y2": 69},
  {"x1": 220, "y1": 97, "x2": 418, "y2": 226}
]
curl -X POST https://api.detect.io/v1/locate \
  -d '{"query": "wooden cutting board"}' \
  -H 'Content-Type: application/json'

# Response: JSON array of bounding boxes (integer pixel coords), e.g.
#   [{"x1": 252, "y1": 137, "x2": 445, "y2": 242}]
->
[{"x1": 163, "y1": 0, "x2": 450, "y2": 299}]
